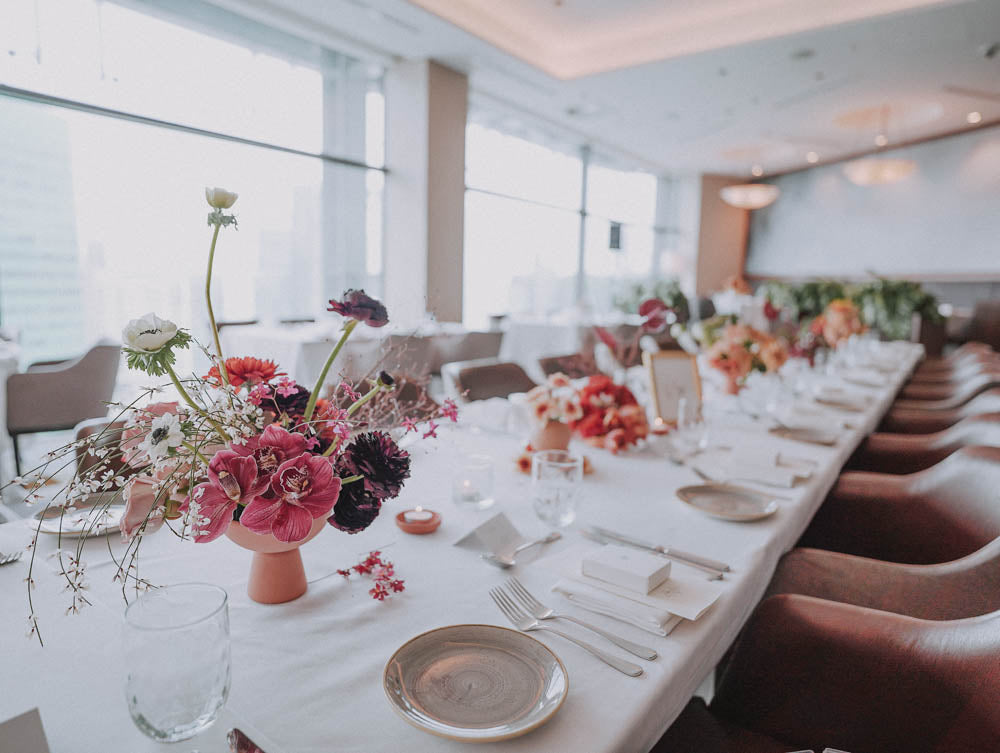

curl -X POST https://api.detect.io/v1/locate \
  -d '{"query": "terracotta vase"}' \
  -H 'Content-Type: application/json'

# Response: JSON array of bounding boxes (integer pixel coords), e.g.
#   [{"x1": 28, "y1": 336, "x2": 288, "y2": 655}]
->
[
  {"x1": 225, "y1": 517, "x2": 327, "y2": 604},
  {"x1": 532, "y1": 420, "x2": 572, "y2": 451},
  {"x1": 724, "y1": 374, "x2": 743, "y2": 395}
]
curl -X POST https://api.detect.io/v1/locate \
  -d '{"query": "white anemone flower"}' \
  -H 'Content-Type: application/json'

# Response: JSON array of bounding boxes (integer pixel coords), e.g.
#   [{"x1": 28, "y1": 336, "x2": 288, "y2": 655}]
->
[
  {"x1": 139, "y1": 413, "x2": 184, "y2": 461},
  {"x1": 205, "y1": 187, "x2": 238, "y2": 209},
  {"x1": 122, "y1": 313, "x2": 178, "y2": 353}
]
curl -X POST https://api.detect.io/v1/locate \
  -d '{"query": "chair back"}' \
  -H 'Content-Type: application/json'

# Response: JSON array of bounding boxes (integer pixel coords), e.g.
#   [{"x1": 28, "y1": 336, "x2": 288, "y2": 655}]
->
[
  {"x1": 7, "y1": 344, "x2": 120, "y2": 434},
  {"x1": 538, "y1": 353, "x2": 599, "y2": 379},
  {"x1": 443, "y1": 358, "x2": 536, "y2": 402},
  {"x1": 380, "y1": 335, "x2": 434, "y2": 377},
  {"x1": 429, "y1": 332, "x2": 503, "y2": 373},
  {"x1": 850, "y1": 414, "x2": 1000, "y2": 474},
  {"x1": 967, "y1": 301, "x2": 1000, "y2": 351},
  {"x1": 73, "y1": 418, "x2": 133, "y2": 485},
  {"x1": 892, "y1": 373, "x2": 1000, "y2": 411}
]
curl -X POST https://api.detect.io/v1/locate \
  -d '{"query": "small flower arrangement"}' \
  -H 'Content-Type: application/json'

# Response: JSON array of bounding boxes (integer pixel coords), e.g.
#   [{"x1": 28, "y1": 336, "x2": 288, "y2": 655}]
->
[
  {"x1": 592, "y1": 297, "x2": 675, "y2": 371},
  {"x1": 704, "y1": 323, "x2": 789, "y2": 394},
  {"x1": 810, "y1": 298, "x2": 866, "y2": 348},
  {"x1": 570, "y1": 375, "x2": 649, "y2": 453},
  {"x1": 514, "y1": 443, "x2": 594, "y2": 475},
  {"x1": 524, "y1": 373, "x2": 584, "y2": 426},
  {"x1": 15, "y1": 188, "x2": 455, "y2": 644}
]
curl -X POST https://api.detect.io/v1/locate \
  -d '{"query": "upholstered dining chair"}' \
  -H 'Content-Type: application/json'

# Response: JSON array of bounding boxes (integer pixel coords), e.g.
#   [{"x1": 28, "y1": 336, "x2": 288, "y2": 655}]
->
[
  {"x1": 845, "y1": 413, "x2": 1000, "y2": 474},
  {"x1": 763, "y1": 536, "x2": 1000, "y2": 621},
  {"x1": 891, "y1": 372, "x2": 1000, "y2": 411},
  {"x1": 905, "y1": 352, "x2": 1000, "y2": 385},
  {"x1": 441, "y1": 358, "x2": 537, "y2": 402},
  {"x1": 910, "y1": 342, "x2": 993, "y2": 377},
  {"x1": 653, "y1": 595, "x2": 1000, "y2": 753},
  {"x1": 899, "y1": 368, "x2": 1000, "y2": 400},
  {"x1": 800, "y1": 446, "x2": 1000, "y2": 564},
  {"x1": 6, "y1": 344, "x2": 120, "y2": 475},
  {"x1": 538, "y1": 353, "x2": 599, "y2": 379},
  {"x1": 880, "y1": 387, "x2": 1000, "y2": 433}
]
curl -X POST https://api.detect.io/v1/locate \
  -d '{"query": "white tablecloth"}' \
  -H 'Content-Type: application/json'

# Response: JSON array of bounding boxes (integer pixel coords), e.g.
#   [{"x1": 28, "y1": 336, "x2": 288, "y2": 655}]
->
[{"x1": 0, "y1": 343, "x2": 922, "y2": 752}]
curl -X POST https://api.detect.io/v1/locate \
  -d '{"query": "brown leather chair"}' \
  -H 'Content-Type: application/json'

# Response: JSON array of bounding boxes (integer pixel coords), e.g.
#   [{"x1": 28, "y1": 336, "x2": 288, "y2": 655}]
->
[
  {"x1": 892, "y1": 372, "x2": 1000, "y2": 411},
  {"x1": 445, "y1": 360, "x2": 537, "y2": 402},
  {"x1": 966, "y1": 300, "x2": 1000, "y2": 351},
  {"x1": 765, "y1": 537, "x2": 1000, "y2": 620},
  {"x1": 900, "y1": 370, "x2": 1000, "y2": 400},
  {"x1": 845, "y1": 413, "x2": 1000, "y2": 474},
  {"x1": 880, "y1": 388, "x2": 1000, "y2": 433},
  {"x1": 911, "y1": 342, "x2": 993, "y2": 377},
  {"x1": 800, "y1": 447, "x2": 1000, "y2": 564},
  {"x1": 537, "y1": 353, "x2": 599, "y2": 379},
  {"x1": 73, "y1": 418, "x2": 130, "y2": 481},
  {"x1": 654, "y1": 595, "x2": 1000, "y2": 753},
  {"x1": 906, "y1": 353, "x2": 1000, "y2": 385}
]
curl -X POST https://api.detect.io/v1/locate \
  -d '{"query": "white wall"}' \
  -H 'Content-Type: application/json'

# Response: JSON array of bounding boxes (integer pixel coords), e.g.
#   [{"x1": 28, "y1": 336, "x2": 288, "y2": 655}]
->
[{"x1": 746, "y1": 126, "x2": 1000, "y2": 280}]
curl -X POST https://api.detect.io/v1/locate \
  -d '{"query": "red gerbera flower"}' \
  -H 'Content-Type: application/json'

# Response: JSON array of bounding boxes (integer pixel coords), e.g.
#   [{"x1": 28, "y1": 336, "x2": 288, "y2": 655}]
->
[{"x1": 205, "y1": 357, "x2": 285, "y2": 389}]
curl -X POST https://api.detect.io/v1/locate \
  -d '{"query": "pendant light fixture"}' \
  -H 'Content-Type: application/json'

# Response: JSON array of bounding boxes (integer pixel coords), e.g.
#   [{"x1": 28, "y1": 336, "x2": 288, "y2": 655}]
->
[{"x1": 842, "y1": 105, "x2": 917, "y2": 186}]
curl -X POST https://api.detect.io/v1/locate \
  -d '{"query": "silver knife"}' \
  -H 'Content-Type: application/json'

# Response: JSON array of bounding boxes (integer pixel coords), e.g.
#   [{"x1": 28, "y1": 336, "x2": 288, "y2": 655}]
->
[
  {"x1": 588, "y1": 526, "x2": 731, "y2": 574},
  {"x1": 581, "y1": 529, "x2": 725, "y2": 580}
]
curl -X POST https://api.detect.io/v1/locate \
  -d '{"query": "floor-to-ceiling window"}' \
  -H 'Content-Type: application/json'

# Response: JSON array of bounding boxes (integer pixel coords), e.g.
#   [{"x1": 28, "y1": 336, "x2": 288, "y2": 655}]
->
[
  {"x1": 463, "y1": 118, "x2": 662, "y2": 328},
  {"x1": 0, "y1": 0, "x2": 385, "y2": 367}
]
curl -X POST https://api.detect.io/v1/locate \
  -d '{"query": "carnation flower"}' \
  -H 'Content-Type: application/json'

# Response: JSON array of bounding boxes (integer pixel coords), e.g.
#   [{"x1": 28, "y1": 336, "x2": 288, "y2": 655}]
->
[
  {"x1": 205, "y1": 357, "x2": 284, "y2": 389},
  {"x1": 328, "y1": 479, "x2": 381, "y2": 534},
  {"x1": 336, "y1": 431, "x2": 411, "y2": 501},
  {"x1": 328, "y1": 289, "x2": 389, "y2": 328}
]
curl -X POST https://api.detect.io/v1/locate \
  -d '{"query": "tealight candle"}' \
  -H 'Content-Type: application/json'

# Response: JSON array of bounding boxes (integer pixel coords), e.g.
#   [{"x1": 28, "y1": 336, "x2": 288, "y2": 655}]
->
[
  {"x1": 451, "y1": 455, "x2": 495, "y2": 510},
  {"x1": 395, "y1": 506, "x2": 441, "y2": 535},
  {"x1": 651, "y1": 417, "x2": 671, "y2": 435}
]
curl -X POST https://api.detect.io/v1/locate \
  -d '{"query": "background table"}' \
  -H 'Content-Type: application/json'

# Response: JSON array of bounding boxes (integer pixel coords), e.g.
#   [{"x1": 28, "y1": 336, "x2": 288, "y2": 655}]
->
[{"x1": 0, "y1": 343, "x2": 922, "y2": 752}]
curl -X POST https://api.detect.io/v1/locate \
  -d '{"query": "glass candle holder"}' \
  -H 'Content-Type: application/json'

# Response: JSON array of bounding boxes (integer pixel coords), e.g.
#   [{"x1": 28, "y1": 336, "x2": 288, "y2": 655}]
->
[
  {"x1": 124, "y1": 583, "x2": 231, "y2": 742},
  {"x1": 451, "y1": 454, "x2": 495, "y2": 510}
]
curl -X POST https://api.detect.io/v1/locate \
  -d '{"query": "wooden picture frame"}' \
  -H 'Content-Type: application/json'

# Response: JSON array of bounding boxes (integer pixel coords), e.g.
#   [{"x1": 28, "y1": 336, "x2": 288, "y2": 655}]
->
[{"x1": 642, "y1": 351, "x2": 702, "y2": 424}]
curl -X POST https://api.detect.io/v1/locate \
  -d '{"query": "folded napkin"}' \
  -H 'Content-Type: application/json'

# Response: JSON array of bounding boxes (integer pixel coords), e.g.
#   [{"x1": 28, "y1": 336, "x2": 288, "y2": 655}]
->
[
  {"x1": 541, "y1": 544, "x2": 723, "y2": 622},
  {"x1": 813, "y1": 385, "x2": 870, "y2": 412},
  {"x1": 691, "y1": 450, "x2": 799, "y2": 488},
  {"x1": 840, "y1": 368, "x2": 886, "y2": 389},
  {"x1": 552, "y1": 579, "x2": 683, "y2": 636}
]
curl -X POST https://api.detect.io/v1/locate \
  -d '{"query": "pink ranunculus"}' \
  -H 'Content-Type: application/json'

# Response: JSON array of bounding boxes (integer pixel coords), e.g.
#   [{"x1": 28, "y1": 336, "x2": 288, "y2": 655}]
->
[
  {"x1": 182, "y1": 451, "x2": 270, "y2": 543},
  {"x1": 229, "y1": 424, "x2": 308, "y2": 479},
  {"x1": 121, "y1": 402, "x2": 181, "y2": 467},
  {"x1": 120, "y1": 477, "x2": 165, "y2": 541},
  {"x1": 239, "y1": 454, "x2": 342, "y2": 543}
]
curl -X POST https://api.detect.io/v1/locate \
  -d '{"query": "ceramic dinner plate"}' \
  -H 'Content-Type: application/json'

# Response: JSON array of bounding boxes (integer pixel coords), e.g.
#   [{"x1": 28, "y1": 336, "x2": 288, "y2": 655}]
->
[
  {"x1": 383, "y1": 624, "x2": 568, "y2": 743},
  {"x1": 769, "y1": 426, "x2": 840, "y2": 446},
  {"x1": 676, "y1": 483, "x2": 779, "y2": 522},
  {"x1": 29, "y1": 495, "x2": 124, "y2": 537}
]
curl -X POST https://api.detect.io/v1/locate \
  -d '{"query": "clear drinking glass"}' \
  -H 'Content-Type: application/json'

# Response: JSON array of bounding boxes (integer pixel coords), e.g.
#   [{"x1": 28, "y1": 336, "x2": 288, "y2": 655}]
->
[
  {"x1": 531, "y1": 450, "x2": 583, "y2": 527},
  {"x1": 671, "y1": 396, "x2": 707, "y2": 457},
  {"x1": 451, "y1": 454, "x2": 496, "y2": 509},
  {"x1": 124, "y1": 583, "x2": 231, "y2": 742}
]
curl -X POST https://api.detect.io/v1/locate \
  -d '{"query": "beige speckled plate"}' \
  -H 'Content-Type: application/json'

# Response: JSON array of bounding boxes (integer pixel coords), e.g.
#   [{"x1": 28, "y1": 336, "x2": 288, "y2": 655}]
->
[
  {"x1": 676, "y1": 484, "x2": 779, "y2": 522},
  {"x1": 383, "y1": 624, "x2": 568, "y2": 743}
]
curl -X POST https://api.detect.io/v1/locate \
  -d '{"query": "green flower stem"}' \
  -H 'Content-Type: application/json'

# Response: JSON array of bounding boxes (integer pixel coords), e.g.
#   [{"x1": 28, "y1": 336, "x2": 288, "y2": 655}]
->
[
  {"x1": 205, "y1": 223, "x2": 229, "y2": 386},
  {"x1": 346, "y1": 383, "x2": 383, "y2": 418},
  {"x1": 165, "y1": 363, "x2": 231, "y2": 442},
  {"x1": 182, "y1": 442, "x2": 210, "y2": 467},
  {"x1": 303, "y1": 319, "x2": 358, "y2": 422},
  {"x1": 340, "y1": 474, "x2": 362, "y2": 484}
]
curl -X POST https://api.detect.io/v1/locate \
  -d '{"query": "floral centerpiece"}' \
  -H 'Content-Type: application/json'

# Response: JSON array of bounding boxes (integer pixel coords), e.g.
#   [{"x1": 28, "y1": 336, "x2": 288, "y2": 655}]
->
[
  {"x1": 523, "y1": 373, "x2": 583, "y2": 451},
  {"x1": 704, "y1": 323, "x2": 789, "y2": 394},
  {"x1": 17, "y1": 188, "x2": 456, "y2": 644},
  {"x1": 592, "y1": 297, "x2": 675, "y2": 375},
  {"x1": 810, "y1": 298, "x2": 866, "y2": 348},
  {"x1": 570, "y1": 375, "x2": 649, "y2": 453}
]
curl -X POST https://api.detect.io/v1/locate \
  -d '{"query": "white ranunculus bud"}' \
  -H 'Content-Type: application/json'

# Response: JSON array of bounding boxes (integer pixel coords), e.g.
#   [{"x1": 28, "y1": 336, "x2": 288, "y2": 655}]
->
[
  {"x1": 122, "y1": 313, "x2": 178, "y2": 353},
  {"x1": 205, "y1": 187, "x2": 238, "y2": 209}
]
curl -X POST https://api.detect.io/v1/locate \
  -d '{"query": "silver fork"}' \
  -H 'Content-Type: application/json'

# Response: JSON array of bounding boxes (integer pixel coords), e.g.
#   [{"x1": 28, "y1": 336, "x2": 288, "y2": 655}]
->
[
  {"x1": 504, "y1": 578, "x2": 657, "y2": 660},
  {"x1": 0, "y1": 550, "x2": 23, "y2": 566},
  {"x1": 490, "y1": 588, "x2": 643, "y2": 677}
]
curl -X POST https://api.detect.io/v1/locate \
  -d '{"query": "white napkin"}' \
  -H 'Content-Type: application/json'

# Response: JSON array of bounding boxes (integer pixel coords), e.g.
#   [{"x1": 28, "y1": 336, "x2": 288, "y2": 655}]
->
[
  {"x1": 552, "y1": 580, "x2": 683, "y2": 636},
  {"x1": 839, "y1": 368, "x2": 886, "y2": 389},
  {"x1": 541, "y1": 544, "x2": 723, "y2": 622},
  {"x1": 691, "y1": 450, "x2": 799, "y2": 488},
  {"x1": 453, "y1": 512, "x2": 526, "y2": 556},
  {"x1": 813, "y1": 385, "x2": 870, "y2": 412}
]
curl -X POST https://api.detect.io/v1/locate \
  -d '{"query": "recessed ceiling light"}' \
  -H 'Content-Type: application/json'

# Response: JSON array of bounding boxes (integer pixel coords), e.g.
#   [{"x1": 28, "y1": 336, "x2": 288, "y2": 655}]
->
[
  {"x1": 874, "y1": 134, "x2": 888, "y2": 147},
  {"x1": 806, "y1": 151, "x2": 819, "y2": 163},
  {"x1": 790, "y1": 48, "x2": 816, "y2": 60},
  {"x1": 751, "y1": 165, "x2": 764, "y2": 177},
  {"x1": 967, "y1": 111, "x2": 983, "y2": 124}
]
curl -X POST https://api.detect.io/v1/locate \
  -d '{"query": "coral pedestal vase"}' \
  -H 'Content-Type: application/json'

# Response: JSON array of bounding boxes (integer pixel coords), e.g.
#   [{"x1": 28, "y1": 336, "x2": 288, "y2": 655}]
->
[
  {"x1": 225, "y1": 517, "x2": 327, "y2": 604},
  {"x1": 532, "y1": 420, "x2": 572, "y2": 452}
]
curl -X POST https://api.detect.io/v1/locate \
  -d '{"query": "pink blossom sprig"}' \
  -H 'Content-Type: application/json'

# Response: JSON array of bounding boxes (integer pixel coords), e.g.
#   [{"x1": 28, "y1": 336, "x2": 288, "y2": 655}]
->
[{"x1": 336, "y1": 550, "x2": 405, "y2": 601}]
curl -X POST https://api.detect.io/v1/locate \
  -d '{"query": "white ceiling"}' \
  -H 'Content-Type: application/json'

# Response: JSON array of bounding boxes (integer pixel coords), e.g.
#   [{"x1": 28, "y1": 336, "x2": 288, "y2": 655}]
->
[{"x1": 209, "y1": 0, "x2": 1000, "y2": 176}]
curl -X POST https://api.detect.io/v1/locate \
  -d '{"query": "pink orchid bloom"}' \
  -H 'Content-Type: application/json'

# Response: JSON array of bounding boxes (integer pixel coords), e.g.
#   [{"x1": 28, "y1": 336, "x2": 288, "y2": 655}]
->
[
  {"x1": 339, "y1": 381, "x2": 362, "y2": 402},
  {"x1": 401, "y1": 416, "x2": 418, "y2": 434},
  {"x1": 422, "y1": 421, "x2": 439, "y2": 440},
  {"x1": 239, "y1": 454, "x2": 342, "y2": 543},
  {"x1": 182, "y1": 451, "x2": 269, "y2": 542},
  {"x1": 274, "y1": 377, "x2": 298, "y2": 399},
  {"x1": 230, "y1": 424, "x2": 308, "y2": 478},
  {"x1": 247, "y1": 383, "x2": 272, "y2": 406},
  {"x1": 441, "y1": 398, "x2": 459, "y2": 422}
]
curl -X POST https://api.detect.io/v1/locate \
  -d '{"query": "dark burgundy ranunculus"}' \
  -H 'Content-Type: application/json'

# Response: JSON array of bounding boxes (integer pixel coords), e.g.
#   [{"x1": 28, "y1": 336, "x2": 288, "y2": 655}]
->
[
  {"x1": 639, "y1": 298, "x2": 671, "y2": 333},
  {"x1": 335, "y1": 431, "x2": 410, "y2": 501},
  {"x1": 327, "y1": 289, "x2": 389, "y2": 328}
]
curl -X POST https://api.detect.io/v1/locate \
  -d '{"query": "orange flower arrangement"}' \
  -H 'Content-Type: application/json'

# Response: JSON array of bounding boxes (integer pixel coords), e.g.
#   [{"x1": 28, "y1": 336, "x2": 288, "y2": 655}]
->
[
  {"x1": 570, "y1": 375, "x2": 649, "y2": 453},
  {"x1": 204, "y1": 356, "x2": 285, "y2": 389},
  {"x1": 811, "y1": 298, "x2": 866, "y2": 348},
  {"x1": 705, "y1": 323, "x2": 789, "y2": 394}
]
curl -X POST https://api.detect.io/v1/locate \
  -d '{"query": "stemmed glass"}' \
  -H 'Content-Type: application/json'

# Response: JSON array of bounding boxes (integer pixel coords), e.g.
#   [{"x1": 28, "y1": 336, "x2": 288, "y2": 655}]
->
[{"x1": 123, "y1": 583, "x2": 231, "y2": 742}]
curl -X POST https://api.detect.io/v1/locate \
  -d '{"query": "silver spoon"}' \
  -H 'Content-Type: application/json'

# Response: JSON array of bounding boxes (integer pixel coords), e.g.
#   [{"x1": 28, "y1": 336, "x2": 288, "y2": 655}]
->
[{"x1": 481, "y1": 532, "x2": 562, "y2": 568}]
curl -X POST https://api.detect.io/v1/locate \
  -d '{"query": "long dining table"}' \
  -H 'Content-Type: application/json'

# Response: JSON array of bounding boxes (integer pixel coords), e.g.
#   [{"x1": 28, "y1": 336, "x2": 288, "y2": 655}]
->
[{"x1": 0, "y1": 341, "x2": 923, "y2": 752}]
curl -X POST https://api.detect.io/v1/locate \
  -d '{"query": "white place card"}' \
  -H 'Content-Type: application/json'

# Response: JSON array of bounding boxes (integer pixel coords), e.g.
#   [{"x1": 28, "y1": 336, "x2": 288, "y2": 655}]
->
[
  {"x1": 453, "y1": 511, "x2": 526, "y2": 556},
  {"x1": 0, "y1": 709, "x2": 50, "y2": 753},
  {"x1": 582, "y1": 544, "x2": 671, "y2": 595}
]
